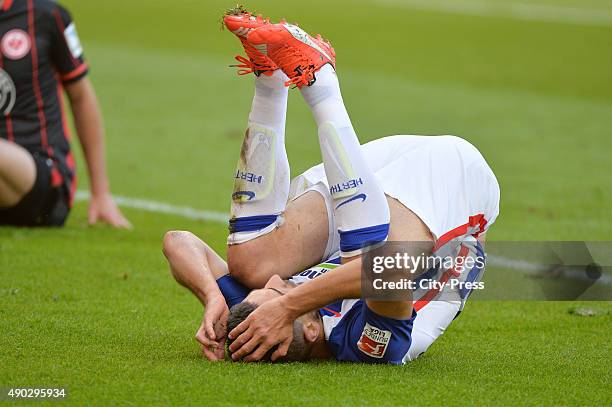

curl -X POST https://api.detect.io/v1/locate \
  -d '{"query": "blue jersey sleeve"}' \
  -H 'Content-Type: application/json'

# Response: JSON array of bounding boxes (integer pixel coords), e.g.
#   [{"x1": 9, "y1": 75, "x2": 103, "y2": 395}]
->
[
  {"x1": 327, "y1": 301, "x2": 416, "y2": 364},
  {"x1": 216, "y1": 275, "x2": 250, "y2": 308}
]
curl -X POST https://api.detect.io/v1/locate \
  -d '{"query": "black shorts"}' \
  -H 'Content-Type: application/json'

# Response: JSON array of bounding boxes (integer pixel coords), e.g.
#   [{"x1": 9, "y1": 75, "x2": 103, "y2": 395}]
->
[{"x1": 0, "y1": 152, "x2": 70, "y2": 227}]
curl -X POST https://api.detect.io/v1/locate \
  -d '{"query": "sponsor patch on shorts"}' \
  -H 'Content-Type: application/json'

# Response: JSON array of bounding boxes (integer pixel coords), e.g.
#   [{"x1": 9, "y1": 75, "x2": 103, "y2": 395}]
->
[
  {"x1": 64, "y1": 23, "x2": 83, "y2": 59},
  {"x1": 357, "y1": 322, "x2": 391, "y2": 358}
]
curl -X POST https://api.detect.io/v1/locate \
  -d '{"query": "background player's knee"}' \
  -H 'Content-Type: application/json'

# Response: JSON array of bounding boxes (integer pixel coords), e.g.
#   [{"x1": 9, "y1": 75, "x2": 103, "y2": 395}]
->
[{"x1": 0, "y1": 140, "x2": 37, "y2": 207}]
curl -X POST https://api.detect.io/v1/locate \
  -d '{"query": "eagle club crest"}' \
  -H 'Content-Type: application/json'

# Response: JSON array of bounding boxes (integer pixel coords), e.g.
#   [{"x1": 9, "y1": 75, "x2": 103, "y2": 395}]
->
[{"x1": 1, "y1": 29, "x2": 31, "y2": 60}]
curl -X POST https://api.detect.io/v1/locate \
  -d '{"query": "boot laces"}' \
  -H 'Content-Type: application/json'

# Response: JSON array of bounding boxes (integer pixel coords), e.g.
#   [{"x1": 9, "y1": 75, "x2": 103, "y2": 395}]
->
[
  {"x1": 273, "y1": 46, "x2": 317, "y2": 87},
  {"x1": 230, "y1": 55, "x2": 275, "y2": 76}
]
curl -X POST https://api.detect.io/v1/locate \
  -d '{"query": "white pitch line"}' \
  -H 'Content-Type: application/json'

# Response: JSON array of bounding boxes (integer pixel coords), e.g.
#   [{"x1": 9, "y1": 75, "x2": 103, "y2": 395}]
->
[
  {"x1": 375, "y1": 0, "x2": 612, "y2": 27},
  {"x1": 487, "y1": 254, "x2": 546, "y2": 273},
  {"x1": 487, "y1": 255, "x2": 612, "y2": 285},
  {"x1": 74, "y1": 190, "x2": 228, "y2": 223},
  {"x1": 75, "y1": 190, "x2": 611, "y2": 286}
]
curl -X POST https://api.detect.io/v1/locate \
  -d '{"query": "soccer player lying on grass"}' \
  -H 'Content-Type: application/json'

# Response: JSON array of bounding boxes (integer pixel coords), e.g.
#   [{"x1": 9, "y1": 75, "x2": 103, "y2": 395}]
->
[{"x1": 163, "y1": 8, "x2": 500, "y2": 363}]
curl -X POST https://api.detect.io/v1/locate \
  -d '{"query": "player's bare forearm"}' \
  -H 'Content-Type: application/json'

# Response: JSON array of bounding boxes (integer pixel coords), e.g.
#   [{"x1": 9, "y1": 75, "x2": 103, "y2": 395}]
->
[
  {"x1": 65, "y1": 78, "x2": 131, "y2": 228},
  {"x1": 280, "y1": 255, "x2": 413, "y2": 320},
  {"x1": 229, "y1": 259, "x2": 363, "y2": 361},
  {"x1": 163, "y1": 231, "x2": 228, "y2": 305},
  {"x1": 164, "y1": 231, "x2": 231, "y2": 359},
  {"x1": 281, "y1": 258, "x2": 363, "y2": 318},
  {"x1": 65, "y1": 78, "x2": 109, "y2": 196}
]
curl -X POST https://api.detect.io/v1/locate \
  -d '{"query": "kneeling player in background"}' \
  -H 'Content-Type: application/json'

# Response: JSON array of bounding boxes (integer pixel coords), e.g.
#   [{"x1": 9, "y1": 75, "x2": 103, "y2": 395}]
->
[
  {"x1": 162, "y1": 8, "x2": 499, "y2": 364},
  {"x1": 0, "y1": 0, "x2": 130, "y2": 228}
]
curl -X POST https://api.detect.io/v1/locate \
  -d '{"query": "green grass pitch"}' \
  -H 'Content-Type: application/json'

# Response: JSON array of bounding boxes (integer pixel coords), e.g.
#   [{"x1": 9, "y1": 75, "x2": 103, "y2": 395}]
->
[{"x1": 1, "y1": 0, "x2": 611, "y2": 405}]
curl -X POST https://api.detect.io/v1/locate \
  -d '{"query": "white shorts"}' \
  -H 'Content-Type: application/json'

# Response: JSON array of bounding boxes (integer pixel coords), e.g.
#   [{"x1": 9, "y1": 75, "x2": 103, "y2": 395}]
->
[{"x1": 289, "y1": 135, "x2": 501, "y2": 260}]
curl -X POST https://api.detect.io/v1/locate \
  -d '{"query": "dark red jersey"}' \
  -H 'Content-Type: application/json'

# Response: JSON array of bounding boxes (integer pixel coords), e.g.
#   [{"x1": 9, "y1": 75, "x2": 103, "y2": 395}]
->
[{"x1": 0, "y1": 0, "x2": 88, "y2": 204}]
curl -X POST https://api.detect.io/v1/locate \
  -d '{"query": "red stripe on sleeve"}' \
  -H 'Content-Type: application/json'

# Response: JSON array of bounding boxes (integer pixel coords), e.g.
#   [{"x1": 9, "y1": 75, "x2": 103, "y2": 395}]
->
[
  {"x1": 415, "y1": 212, "x2": 489, "y2": 311},
  {"x1": 433, "y1": 214, "x2": 488, "y2": 252},
  {"x1": 414, "y1": 245, "x2": 470, "y2": 312},
  {"x1": 61, "y1": 63, "x2": 88, "y2": 82}
]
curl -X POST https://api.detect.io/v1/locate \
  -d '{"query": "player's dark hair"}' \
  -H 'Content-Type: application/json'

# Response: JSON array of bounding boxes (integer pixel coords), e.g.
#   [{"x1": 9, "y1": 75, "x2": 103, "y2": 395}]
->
[{"x1": 226, "y1": 302, "x2": 311, "y2": 362}]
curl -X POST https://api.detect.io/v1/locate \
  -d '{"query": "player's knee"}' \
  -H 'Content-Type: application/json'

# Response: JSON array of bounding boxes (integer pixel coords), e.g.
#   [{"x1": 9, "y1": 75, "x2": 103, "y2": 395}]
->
[
  {"x1": 227, "y1": 259, "x2": 272, "y2": 289},
  {"x1": 0, "y1": 140, "x2": 37, "y2": 206},
  {"x1": 227, "y1": 245, "x2": 275, "y2": 289},
  {"x1": 162, "y1": 230, "x2": 192, "y2": 260}
]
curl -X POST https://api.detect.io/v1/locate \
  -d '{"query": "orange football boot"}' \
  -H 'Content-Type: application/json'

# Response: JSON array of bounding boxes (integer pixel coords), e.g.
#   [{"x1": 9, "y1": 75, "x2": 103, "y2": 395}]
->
[
  {"x1": 247, "y1": 23, "x2": 336, "y2": 88},
  {"x1": 222, "y1": 6, "x2": 278, "y2": 76}
]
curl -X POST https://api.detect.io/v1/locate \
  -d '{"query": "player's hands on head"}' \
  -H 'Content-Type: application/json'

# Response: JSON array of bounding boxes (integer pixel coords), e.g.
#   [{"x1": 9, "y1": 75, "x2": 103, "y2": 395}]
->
[
  {"x1": 228, "y1": 297, "x2": 294, "y2": 362},
  {"x1": 196, "y1": 295, "x2": 230, "y2": 361},
  {"x1": 88, "y1": 192, "x2": 132, "y2": 229}
]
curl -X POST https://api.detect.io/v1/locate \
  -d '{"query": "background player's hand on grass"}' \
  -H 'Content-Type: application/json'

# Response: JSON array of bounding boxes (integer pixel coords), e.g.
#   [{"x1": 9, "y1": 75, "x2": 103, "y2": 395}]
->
[
  {"x1": 88, "y1": 193, "x2": 132, "y2": 229},
  {"x1": 229, "y1": 298, "x2": 294, "y2": 362},
  {"x1": 195, "y1": 295, "x2": 229, "y2": 361}
]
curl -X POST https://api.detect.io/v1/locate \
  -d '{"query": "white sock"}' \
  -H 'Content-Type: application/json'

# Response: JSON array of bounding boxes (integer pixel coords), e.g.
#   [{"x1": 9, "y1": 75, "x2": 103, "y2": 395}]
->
[
  {"x1": 301, "y1": 64, "x2": 390, "y2": 257},
  {"x1": 228, "y1": 70, "x2": 291, "y2": 244}
]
